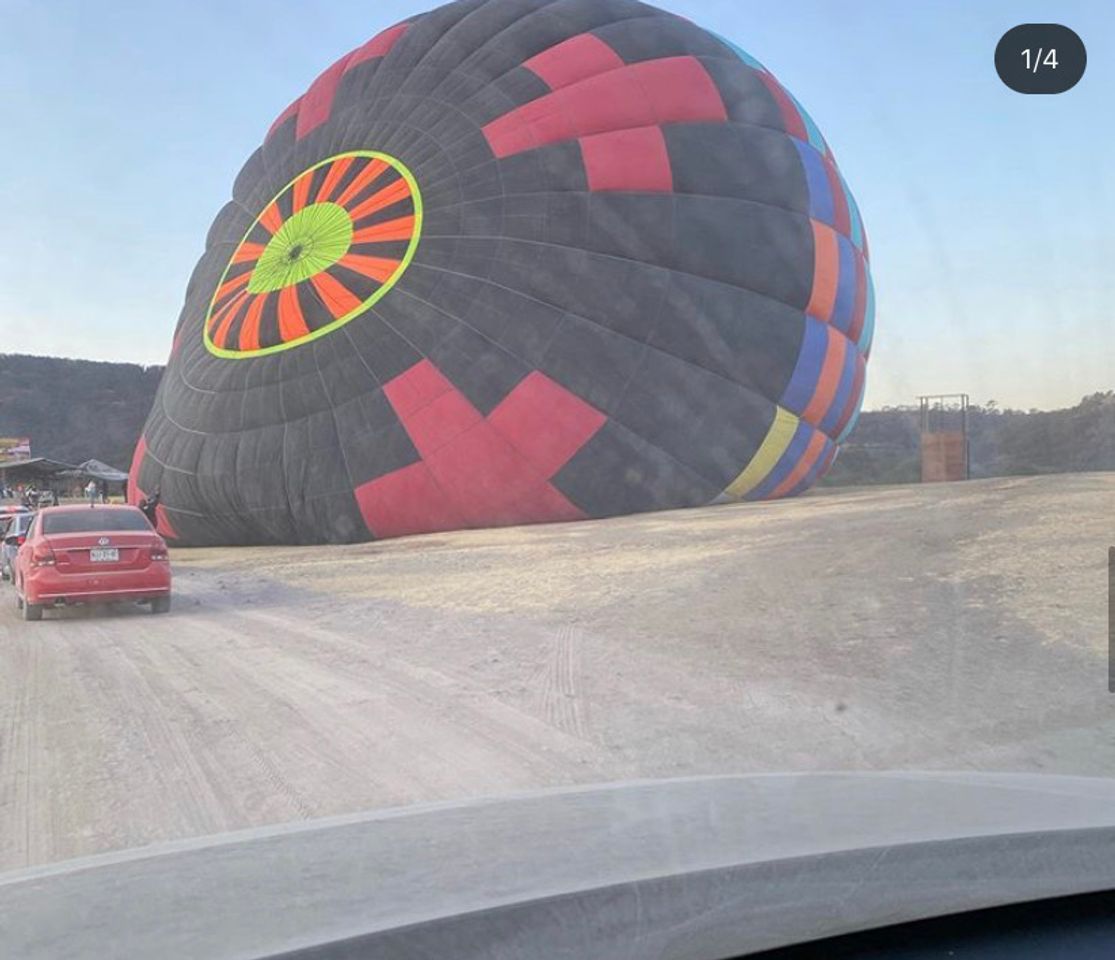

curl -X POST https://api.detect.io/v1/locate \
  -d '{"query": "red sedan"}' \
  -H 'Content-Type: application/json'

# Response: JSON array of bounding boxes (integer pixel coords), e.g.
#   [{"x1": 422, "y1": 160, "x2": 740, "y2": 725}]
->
[{"x1": 14, "y1": 505, "x2": 171, "y2": 621}]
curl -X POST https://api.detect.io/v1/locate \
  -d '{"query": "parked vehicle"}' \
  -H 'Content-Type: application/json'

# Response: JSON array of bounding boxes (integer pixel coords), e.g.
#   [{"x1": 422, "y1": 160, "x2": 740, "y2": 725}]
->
[
  {"x1": 1, "y1": 511, "x2": 34, "y2": 582},
  {"x1": 14, "y1": 505, "x2": 171, "y2": 621}
]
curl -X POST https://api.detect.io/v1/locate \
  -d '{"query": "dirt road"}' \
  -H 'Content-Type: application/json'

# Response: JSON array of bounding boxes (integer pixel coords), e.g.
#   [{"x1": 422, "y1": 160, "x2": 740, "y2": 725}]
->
[{"x1": 1, "y1": 474, "x2": 1112, "y2": 872}]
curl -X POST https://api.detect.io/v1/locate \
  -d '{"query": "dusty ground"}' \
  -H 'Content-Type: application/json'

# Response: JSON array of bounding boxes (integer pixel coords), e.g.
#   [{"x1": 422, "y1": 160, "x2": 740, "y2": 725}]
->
[{"x1": 0, "y1": 474, "x2": 1112, "y2": 872}]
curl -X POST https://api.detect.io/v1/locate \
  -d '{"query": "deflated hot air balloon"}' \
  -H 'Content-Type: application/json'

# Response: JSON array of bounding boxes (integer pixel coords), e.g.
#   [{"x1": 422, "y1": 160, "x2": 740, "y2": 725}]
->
[{"x1": 131, "y1": 0, "x2": 875, "y2": 546}]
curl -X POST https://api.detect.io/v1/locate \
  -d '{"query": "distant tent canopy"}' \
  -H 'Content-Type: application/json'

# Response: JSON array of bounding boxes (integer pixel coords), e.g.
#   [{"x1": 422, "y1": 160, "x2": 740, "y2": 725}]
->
[
  {"x1": 130, "y1": 0, "x2": 874, "y2": 547},
  {"x1": 0, "y1": 457, "x2": 80, "y2": 483},
  {"x1": 73, "y1": 460, "x2": 130, "y2": 483},
  {"x1": 0, "y1": 457, "x2": 130, "y2": 487}
]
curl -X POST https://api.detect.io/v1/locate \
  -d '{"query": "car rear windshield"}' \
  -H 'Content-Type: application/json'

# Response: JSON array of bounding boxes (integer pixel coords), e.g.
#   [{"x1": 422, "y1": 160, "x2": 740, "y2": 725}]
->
[{"x1": 42, "y1": 510, "x2": 151, "y2": 535}]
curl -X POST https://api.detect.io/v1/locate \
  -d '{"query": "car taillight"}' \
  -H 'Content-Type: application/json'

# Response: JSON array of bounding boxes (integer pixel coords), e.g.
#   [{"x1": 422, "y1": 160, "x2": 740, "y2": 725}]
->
[
  {"x1": 31, "y1": 544, "x2": 56, "y2": 567},
  {"x1": 149, "y1": 540, "x2": 169, "y2": 561},
  {"x1": 16, "y1": 536, "x2": 25, "y2": 546}
]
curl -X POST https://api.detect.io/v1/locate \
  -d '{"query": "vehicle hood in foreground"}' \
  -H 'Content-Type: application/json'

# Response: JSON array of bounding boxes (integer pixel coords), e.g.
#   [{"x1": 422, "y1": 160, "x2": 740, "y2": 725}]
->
[{"x1": 4, "y1": 772, "x2": 1115, "y2": 959}]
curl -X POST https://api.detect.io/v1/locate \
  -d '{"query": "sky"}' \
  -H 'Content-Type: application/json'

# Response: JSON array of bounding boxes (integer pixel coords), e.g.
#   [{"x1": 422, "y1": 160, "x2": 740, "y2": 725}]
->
[{"x1": 0, "y1": 0, "x2": 1111, "y2": 411}]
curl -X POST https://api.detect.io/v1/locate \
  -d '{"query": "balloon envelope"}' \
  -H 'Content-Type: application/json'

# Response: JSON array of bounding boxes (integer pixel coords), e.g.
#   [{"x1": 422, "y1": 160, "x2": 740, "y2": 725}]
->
[{"x1": 131, "y1": 0, "x2": 874, "y2": 546}]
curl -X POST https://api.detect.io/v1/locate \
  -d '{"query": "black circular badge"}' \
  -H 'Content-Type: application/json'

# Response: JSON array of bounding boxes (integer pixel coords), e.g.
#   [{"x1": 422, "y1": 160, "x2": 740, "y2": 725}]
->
[{"x1": 996, "y1": 24, "x2": 1086, "y2": 94}]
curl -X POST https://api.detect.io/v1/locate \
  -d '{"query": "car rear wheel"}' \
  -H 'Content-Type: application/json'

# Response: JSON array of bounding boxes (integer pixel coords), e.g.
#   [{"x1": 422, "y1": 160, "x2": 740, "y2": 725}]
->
[
  {"x1": 151, "y1": 596, "x2": 171, "y2": 615},
  {"x1": 22, "y1": 598, "x2": 42, "y2": 621}
]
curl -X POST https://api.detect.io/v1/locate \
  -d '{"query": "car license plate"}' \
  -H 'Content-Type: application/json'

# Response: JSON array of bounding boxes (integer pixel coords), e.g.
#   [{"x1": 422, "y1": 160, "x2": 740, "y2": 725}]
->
[{"x1": 90, "y1": 548, "x2": 119, "y2": 563}]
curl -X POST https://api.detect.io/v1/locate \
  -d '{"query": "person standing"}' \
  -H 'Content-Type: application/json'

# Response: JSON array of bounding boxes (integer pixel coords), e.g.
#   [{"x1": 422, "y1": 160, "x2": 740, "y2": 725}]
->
[
  {"x1": 140, "y1": 487, "x2": 161, "y2": 527},
  {"x1": 84, "y1": 479, "x2": 98, "y2": 507},
  {"x1": 99, "y1": 480, "x2": 109, "y2": 503}
]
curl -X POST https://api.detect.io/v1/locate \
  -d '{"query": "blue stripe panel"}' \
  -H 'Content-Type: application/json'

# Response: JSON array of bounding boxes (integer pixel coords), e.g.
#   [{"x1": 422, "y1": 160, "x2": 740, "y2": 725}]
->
[
  {"x1": 792, "y1": 139, "x2": 834, "y2": 226},
  {"x1": 839, "y1": 171, "x2": 865, "y2": 251},
  {"x1": 786, "y1": 437, "x2": 835, "y2": 498},
  {"x1": 787, "y1": 90, "x2": 827, "y2": 154},
  {"x1": 831, "y1": 234, "x2": 857, "y2": 334},
  {"x1": 748, "y1": 421, "x2": 812, "y2": 500},
  {"x1": 711, "y1": 32, "x2": 767, "y2": 71},
  {"x1": 820, "y1": 338, "x2": 858, "y2": 436},
  {"x1": 837, "y1": 378, "x2": 866, "y2": 444},
  {"x1": 859, "y1": 274, "x2": 876, "y2": 354},
  {"x1": 781, "y1": 316, "x2": 828, "y2": 414}
]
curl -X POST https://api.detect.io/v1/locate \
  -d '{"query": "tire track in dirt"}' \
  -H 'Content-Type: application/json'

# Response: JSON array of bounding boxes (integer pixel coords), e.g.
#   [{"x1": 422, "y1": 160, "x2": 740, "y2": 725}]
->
[
  {"x1": 529, "y1": 624, "x2": 588, "y2": 739},
  {"x1": 232, "y1": 608, "x2": 609, "y2": 777},
  {"x1": 114, "y1": 628, "x2": 317, "y2": 827},
  {"x1": 0, "y1": 640, "x2": 31, "y2": 867}
]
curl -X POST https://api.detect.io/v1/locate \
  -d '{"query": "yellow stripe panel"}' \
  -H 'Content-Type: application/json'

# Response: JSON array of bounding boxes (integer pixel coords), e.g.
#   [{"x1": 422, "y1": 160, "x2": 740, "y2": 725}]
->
[{"x1": 724, "y1": 407, "x2": 800, "y2": 500}]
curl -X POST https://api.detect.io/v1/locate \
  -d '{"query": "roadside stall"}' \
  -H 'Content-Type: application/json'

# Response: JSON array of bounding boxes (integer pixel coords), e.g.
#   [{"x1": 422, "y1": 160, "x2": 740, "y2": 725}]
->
[
  {"x1": 69, "y1": 460, "x2": 130, "y2": 502},
  {"x1": 0, "y1": 457, "x2": 80, "y2": 506}
]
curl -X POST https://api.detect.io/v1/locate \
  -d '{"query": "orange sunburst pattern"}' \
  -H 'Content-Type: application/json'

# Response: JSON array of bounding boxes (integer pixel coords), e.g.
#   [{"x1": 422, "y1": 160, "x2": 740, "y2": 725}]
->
[{"x1": 204, "y1": 151, "x2": 422, "y2": 359}]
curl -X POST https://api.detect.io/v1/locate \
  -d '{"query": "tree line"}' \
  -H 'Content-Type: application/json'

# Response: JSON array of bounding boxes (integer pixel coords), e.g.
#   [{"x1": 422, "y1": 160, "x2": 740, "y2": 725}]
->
[
  {"x1": 0, "y1": 354, "x2": 162, "y2": 473},
  {"x1": 824, "y1": 392, "x2": 1115, "y2": 486}
]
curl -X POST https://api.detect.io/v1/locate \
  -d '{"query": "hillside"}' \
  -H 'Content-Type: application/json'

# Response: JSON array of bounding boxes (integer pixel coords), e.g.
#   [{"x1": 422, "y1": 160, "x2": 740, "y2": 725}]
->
[
  {"x1": 0, "y1": 354, "x2": 163, "y2": 472},
  {"x1": 0, "y1": 353, "x2": 1111, "y2": 486}
]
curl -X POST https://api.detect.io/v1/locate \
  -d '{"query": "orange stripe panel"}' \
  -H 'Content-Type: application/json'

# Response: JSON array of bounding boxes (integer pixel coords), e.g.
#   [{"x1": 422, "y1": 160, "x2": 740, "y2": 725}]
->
[
  {"x1": 351, "y1": 215, "x2": 416, "y2": 244},
  {"x1": 207, "y1": 292, "x2": 237, "y2": 334},
  {"x1": 767, "y1": 431, "x2": 826, "y2": 500},
  {"x1": 292, "y1": 172, "x2": 312, "y2": 214},
  {"x1": 259, "y1": 202, "x2": 283, "y2": 234},
  {"x1": 806, "y1": 220, "x2": 839, "y2": 322},
  {"x1": 213, "y1": 270, "x2": 251, "y2": 305},
  {"x1": 801, "y1": 326, "x2": 847, "y2": 426},
  {"x1": 310, "y1": 272, "x2": 363, "y2": 319},
  {"x1": 231, "y1": 242, "x2": 265, "y2": 264},
  {"x1": 315, "y1": 156, "x2": 354, "y2": 203},
  {"x1": 211, "y1": 291, "x2": 248, "y2": 348},
  {"x1": 347, "y1": 178, "x2": 411, "y2": 223},
  {"x1": 238, "y1": 294, "x2": 268, "y2": 352},
  {"x1": 335, "y1": 159, "x2": 388, "y2": 207},
  {"x1": 278, "y1": 285, "x2": 311, "y2": 342},
  {"x1": 338, "y1": 253, "x2": 400, "y2": 283}
]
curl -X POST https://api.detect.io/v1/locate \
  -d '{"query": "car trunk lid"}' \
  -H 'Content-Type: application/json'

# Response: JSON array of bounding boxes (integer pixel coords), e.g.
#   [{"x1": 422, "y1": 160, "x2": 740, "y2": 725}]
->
[{"x1": 46, "y1": 532, "x2": 156, "y2": 572}]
